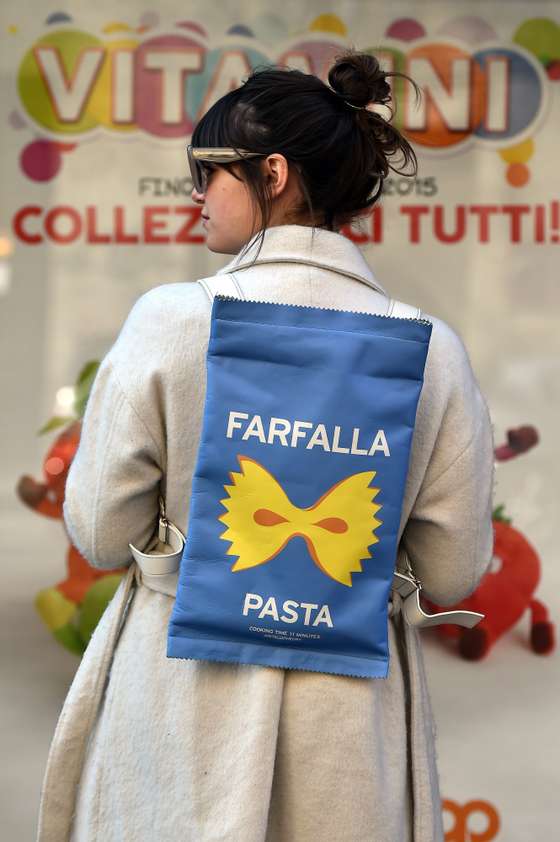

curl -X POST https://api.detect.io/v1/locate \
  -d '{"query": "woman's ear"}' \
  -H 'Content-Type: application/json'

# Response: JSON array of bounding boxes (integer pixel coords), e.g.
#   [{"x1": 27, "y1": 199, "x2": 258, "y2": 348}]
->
[{"x1": 263, "y1": 154, "x2": 290, "y2": 197}]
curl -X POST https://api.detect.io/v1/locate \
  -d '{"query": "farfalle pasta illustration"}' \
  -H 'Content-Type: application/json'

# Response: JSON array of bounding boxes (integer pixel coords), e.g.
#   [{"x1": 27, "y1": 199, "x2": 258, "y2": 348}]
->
[{"x1": 219, "y1": 456, "x2": 382, "y2": 586}]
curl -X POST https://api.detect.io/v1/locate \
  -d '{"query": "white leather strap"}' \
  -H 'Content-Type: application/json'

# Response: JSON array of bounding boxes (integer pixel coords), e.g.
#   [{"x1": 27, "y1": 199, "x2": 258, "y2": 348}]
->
[
  {"x1": 129, "y1": 522, "x2": 184, "y2": 575},
  {"x1": 403, "y1": 587, "x2": 483, "y2": 629},
  {"x1": 386, "y1": 299, "x2": 423, "y2": 320},
  {"x1": 129, "y1": 501, "x2": 184, "y2": 597},
  {"x1": 199, "y1": 278, "x2": 422, "y2": 324},
  {"x1": 198, "y1": 273, "x2": 246, "y2": 302},
  {"x1": 392, "y1": 571, "x2": 483, "y2": 628}
]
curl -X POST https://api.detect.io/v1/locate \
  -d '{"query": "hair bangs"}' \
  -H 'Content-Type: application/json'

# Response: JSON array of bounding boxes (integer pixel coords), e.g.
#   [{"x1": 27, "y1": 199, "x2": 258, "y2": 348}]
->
[{"x1": 192, "y1": 91, "x2": 240, "y2": 149}]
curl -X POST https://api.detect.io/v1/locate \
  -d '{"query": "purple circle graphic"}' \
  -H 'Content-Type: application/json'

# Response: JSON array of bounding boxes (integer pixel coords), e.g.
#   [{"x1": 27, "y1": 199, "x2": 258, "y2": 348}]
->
[
  {"x1": 385, "y1": 18, "x2": 426, "y2": 42},
  {"x1": 20, "y1": 139, "x2": 62, "y2": 182}
]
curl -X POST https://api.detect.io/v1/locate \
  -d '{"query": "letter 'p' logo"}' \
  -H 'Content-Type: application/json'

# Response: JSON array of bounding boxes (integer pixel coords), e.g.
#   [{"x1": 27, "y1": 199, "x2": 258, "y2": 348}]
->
[{"x1": 442, "y1": 799, "x2": 500, "y2": 841}]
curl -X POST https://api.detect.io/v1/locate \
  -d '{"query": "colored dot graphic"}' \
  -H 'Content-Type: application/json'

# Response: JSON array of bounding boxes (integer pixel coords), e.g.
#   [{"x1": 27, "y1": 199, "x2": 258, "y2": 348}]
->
[
  {"x1": 385, "y1": 18, "x2": 426, "y2": 42},
  {"x1": 499, "y1": 138, "x2": 534, "y2": 187},
  {"x1": 20, "y1": 139, "x2": 75, "y2": 182}
]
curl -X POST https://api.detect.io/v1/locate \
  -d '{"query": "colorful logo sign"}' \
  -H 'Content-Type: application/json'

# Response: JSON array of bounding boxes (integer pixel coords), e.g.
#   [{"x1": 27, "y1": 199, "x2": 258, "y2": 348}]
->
[
  {"x1": 17, "y1": 28, "x2": 547, "y2": 145},
  {"x1": 9, "y1": 12, "x2": 559, "y2": 185}
]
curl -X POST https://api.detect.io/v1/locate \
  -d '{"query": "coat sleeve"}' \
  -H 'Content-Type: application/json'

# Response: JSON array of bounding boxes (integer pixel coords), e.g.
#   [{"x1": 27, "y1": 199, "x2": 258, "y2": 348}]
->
[
  {"x1": 63, "y1": 299, "x2": 166, "y2": 570},
  {"x1": 402, "y1": 326, "x2": 495, "y2": 607}
]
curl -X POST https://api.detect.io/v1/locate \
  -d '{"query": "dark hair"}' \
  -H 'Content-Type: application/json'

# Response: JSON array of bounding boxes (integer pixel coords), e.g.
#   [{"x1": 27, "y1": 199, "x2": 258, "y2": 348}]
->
[{"x1": 192, "y1": 50, "x2": 419, "y2": 241}]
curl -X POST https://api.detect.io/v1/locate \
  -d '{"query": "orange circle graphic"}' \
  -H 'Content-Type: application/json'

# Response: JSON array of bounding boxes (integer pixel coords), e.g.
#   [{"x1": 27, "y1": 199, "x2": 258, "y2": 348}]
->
[{"x1": 405, "y1": 44, "x2": 487, "y2": 148}]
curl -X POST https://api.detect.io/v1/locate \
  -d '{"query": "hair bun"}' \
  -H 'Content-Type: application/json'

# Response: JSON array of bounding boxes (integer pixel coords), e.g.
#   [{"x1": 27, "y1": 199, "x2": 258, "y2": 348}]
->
[{"x1": 328, "y1": 51, "x2": 391, "y2": 108}]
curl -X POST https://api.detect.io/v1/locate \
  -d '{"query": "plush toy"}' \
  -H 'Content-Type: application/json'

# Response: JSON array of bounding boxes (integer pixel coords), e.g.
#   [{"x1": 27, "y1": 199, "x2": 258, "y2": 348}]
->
[
  {"x1": 16, "y1": 363, "x2": 125, "y2": 655},
  {"x1": 425, "y1": 425, "x2": 555, "y2": 660}
]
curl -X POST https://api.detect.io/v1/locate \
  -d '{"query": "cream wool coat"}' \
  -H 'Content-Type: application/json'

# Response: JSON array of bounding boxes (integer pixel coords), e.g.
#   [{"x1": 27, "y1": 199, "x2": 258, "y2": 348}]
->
[{"x1": 38, "y1": 225, "x2": 494, "y2": 842}]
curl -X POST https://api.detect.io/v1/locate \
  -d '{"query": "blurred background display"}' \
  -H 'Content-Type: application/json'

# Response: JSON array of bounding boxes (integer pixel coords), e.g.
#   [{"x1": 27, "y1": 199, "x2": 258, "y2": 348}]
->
[{"x1": 1, "y1": 2, "x2": 558, "y2": 839}]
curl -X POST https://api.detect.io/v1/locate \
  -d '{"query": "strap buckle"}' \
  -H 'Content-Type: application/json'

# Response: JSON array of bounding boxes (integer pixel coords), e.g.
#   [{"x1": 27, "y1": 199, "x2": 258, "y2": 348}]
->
[
  {"x1": 158, "y1": 496, "x2": 169, "y2": 544},
  {"x1": 392, "y1": 562, "x2": 484, "y2": 629}
]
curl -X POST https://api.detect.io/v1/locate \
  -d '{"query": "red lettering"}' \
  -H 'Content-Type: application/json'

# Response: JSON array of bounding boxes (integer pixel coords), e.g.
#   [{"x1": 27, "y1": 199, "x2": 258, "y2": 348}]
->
[
  {"x1": 44, "y1": 206, "x2": 82, "y2": 243},
  {"x1": 400, "y1": 205, "x2": 429, "y2": 243},
  {"x1": 371, "y1": 206, "x2": 383, "y2": 243},
  {"x1": 341, "y1": 208, "x2": 384, "y2": 244},
  {"x1": 341, "y1": 222, "x2": 368, "y2": 244},
  {"x1": 85, "y1": 206, "x2": 111, "y2": 243},
  {"x1": 114, "y1": 205, "x2": 139, "y2": 243},
  {"x1": 174, "y1": 206, "x2": 204, "y2": 243},
  {"x1": 551, "y1": 200, "x2": 560, "y2": 243},
  {"x1": 143, "y1": 206, "x2": 171, "y2": 244},
  {"x1": 501, "y1": 204, "x2": 530, "y2": 243},
  {"x1": 434, "y1": 205, "x2": 466, "y2": 243},
  {"x1": 13, "y1": 205, "x2": 43, "y2": 244},
  {"x1": 469, "y1": 205, "x2": 499, "y2": 243},
  {"x1": 534, "y1": 204, "x2": 545, "y2": 243}
]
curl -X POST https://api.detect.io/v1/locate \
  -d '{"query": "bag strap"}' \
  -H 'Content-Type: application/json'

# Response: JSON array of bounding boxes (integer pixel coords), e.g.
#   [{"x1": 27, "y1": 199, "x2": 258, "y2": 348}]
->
[
  {"x1": 386, "y1": 299, "x2": 423, "y2": 321},
  {"x1": 198, "y1": 273, "x2": 246, "y2": 302},
  {"x1": 128, "y1": 497, "x2": 183, "y2": 597},
  {"x1": 199, "y1": 277, "x2": 422, "y2": 322},
  {"x1": 392, "y1": 567, "x2": 483, "y2": 629}
]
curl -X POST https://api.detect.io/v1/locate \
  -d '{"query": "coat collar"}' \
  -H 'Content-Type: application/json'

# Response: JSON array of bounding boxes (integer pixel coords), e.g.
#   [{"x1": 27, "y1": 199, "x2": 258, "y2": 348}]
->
[{"x1": 217, "y1": 225, "x2": 387, "y2": 296}]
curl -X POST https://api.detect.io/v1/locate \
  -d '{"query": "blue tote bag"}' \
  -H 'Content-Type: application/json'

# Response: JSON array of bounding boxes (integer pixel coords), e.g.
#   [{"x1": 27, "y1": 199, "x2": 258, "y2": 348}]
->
[{"x1": 167, "y1": 286, "x2": 432, "y2": 678}]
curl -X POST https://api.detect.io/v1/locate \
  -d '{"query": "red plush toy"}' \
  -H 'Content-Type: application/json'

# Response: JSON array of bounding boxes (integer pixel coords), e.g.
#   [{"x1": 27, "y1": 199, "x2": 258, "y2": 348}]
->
[{"x1": 425, "y1": 425, "x2": 555, "y2": 660}]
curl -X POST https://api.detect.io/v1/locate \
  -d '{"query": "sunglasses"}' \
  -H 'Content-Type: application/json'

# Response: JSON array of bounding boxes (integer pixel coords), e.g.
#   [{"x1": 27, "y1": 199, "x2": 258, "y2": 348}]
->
[{"x1": 187, "y1": 145, "x2": 264, "y2": 194}]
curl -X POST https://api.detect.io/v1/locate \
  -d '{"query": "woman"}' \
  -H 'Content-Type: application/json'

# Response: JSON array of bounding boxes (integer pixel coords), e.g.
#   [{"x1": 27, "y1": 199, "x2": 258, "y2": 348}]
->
[{"x1": 38, "y1": 52, "x2": 494, "y2": 841}]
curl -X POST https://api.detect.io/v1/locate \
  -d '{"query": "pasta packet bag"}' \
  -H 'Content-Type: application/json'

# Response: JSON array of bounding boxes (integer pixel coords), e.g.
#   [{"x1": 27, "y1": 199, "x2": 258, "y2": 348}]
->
[{"x1": 167, "y1": 292, "x2": 431, "y2": 678}]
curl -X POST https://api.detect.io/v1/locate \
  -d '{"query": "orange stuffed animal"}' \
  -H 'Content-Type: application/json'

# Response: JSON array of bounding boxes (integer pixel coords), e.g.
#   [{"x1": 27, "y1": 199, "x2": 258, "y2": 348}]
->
[{"x1": 16, "y1": 363, "x2": 125, "y2": 655}]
